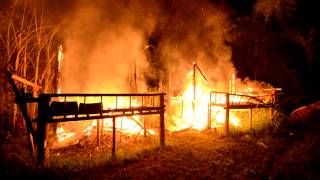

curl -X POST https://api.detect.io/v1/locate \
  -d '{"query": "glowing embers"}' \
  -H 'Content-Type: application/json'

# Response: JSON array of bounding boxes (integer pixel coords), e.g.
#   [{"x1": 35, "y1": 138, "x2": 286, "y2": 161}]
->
[
  {"x1": 82, "y1": 117, "x2": 156, "y2": 137},
  {"x1": 56, "y1": 125, "x2": 75, "y2": 142}
]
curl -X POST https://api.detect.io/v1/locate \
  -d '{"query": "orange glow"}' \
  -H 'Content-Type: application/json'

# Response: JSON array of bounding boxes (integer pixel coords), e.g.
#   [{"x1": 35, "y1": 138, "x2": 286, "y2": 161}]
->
[
  {"x1": 166, "y1": 67, "x2": 258, "y2": 132},
  {"x1": 168, "y1": 71, "x2": 242, "y2": 132},
  {"x1": 56, "y1": 126, "x2": 75, "y2": 142},
  {"x1": 54, "y1": 69, "x2": 273, "y2": 147}
]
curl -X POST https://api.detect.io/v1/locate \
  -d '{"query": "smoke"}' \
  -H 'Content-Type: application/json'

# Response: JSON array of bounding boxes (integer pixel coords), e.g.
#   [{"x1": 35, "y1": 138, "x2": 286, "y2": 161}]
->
[
  {"x1": 60, "y1": 0, "x2": 264, "y2": 94},
  {"x1": 153, "y1": 1, "x2": 235, "y2": 94},
  {"x1": 60, "y1": 0, "x2": 159, "y2": 93}
]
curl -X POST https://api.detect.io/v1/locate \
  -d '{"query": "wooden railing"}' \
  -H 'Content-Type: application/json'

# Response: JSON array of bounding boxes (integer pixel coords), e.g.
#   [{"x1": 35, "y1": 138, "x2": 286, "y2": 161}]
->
[
  {"x1": 37, "y1": 93, "x2": 166, "y2": 165},
  {"x1": 8, "y1": 72, "x2": 166, "y2": 166},
  {"x1": 207, "y1": 90, "x2": 279, "y2": 135}
]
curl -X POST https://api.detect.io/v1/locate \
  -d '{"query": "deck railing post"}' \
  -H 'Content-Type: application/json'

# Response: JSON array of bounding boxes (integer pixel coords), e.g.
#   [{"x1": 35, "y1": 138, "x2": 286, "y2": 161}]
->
[
  {"x1": 144, "y1": 116, "x2": 147, "y2": 137},
  {"x1": 249, "y1": 108, "x2": 253, "y2": 129},
  {"x1": 160, "y1": 94, "x2": 165, "y2": 146},
  {"x1": 208, "y1": 92, "x2": 212, "y2": 129},
  {"x1": 97, "y1": 119, "x2": 100, "y2": 146},
  {"x1": 37, "y1": 94, "x2": 50, "y2": 166},
  {"x1": 112, "y1": 117, "x2": 116, "y2": 157},
  {"x1": 225, "y1": 93, "x2": 230, "y2": 136}
]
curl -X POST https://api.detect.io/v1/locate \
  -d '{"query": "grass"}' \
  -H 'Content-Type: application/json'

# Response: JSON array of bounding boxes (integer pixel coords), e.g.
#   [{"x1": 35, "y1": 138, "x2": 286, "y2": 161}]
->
[{"x1": 1, "y1": 119, "x2": 320, "y2": 179}]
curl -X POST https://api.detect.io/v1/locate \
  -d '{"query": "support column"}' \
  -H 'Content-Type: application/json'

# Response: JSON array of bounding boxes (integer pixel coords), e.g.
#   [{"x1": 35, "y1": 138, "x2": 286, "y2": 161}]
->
[
  {"x1": 112, "y1": 117, "x2": 116, "y2": 157},
  {"x1": 37, "y1": 94, "x2": 50, "y2": 166}
]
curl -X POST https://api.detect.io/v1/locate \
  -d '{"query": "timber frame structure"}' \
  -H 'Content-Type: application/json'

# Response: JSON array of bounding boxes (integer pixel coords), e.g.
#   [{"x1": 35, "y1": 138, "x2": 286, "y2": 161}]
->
[
  {"x1": 7, "y1": 72, "x2": 166, "y2": 166},
  {"x1": 208, "y1": 89, "x2": 284, "y2": 135}
]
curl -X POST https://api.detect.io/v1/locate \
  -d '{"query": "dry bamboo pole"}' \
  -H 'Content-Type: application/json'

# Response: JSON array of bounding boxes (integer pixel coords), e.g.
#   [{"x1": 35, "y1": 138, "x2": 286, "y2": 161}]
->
[{"x1": 4, "y1": 1, "x2": 59, "y2": 141}]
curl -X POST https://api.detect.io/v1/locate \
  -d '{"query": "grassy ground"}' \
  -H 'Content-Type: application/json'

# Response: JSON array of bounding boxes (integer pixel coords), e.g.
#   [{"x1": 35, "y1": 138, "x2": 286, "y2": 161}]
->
[{"x1": 1, "y1": 122, "x2": 320, "y2": 179}]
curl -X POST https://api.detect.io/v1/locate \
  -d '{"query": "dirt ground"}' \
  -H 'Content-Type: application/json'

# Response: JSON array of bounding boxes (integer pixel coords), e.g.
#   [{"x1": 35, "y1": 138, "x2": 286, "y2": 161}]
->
[{"x1": 1, "y1": 123, "x2": 320, "y2": 179}]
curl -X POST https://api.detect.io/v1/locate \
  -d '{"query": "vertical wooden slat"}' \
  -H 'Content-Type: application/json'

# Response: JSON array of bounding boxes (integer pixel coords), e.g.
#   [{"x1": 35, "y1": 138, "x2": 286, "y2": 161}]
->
[
  {"x1": 225, "y1": 93, "x2": 229, "y2": 136},
  {"x1": 193, "y1": 62, "x2": 196, "y2": 101},
  {"x1": 97, "y1": 119, "x2": 100, "y2": 146},
  {"x1": 249, "y1": 108, "x2": 252, "y2": 129},
  {"x1": 120, "y1": 118, "x2": 122, "y2": 143},
  {"x1": 112, "y1": 117, "x2": 116, "y2": 156},
  {"x1": 144, "y1": 116, "x2": 147, "y2": 137},
  {"x1": 100, "y1": 96, "x2": 104, "y2": 137},
  {"x1": 160, "y1": 94, "x2": 165, "y2": 146},
  {"x1": 208, "y1": 105, "x2": 211, "y2": 129}
]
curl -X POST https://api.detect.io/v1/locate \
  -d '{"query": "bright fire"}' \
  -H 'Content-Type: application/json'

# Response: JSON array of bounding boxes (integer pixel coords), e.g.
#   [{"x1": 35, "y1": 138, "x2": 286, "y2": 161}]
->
[
  {"x1": 53, "y1": 66, "x2": 271, "y2": 148},
  {"x1": 168, "y1": 70, "x2": 241, "y2": 132}
]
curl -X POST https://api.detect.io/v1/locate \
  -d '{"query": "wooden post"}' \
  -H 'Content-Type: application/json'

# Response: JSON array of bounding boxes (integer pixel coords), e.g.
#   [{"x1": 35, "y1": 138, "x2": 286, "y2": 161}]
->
[
  {"x1": 101, "y1": 119, "x2": 104, "y2": 137},
  {"x1": 249, "y1": 108, "x2": 252, "y2": 129},
  {"x1": 225, "y1": 93, "x2": 230, "y2": 136},
  {"x1": 269, "y1": 108, "x2": 273, "y2": 126},
  {"x1": 207, "y1": 106, "x2": 211, "y2": 130},
  {"x1": 207, "y1": 93, "x2": 212, "y2": 129},
  {"x1": 37, "y1": 94, "x2": 50, "y2": 166},
  {"x1": 144, "y1": 116, "x2": 147, "y2": 137},
  {"x1": 112, "y1": 117, "x2": 116, "y2": 157},
  {"x1": 120, "y1": 118, "x2": 122, "y2": 143},
  {"x1": 193, "y1": 62, "x2": 196, "y2": 101},
  {"x1": 97, "y1": 119, "x2": 100, "y2": 146},
  {"x1": 100, "y1": 96, "x2": 104, "y2": 137},
  {"x1": 160, "y1": 94, "x2": 165, "y2": 146}
]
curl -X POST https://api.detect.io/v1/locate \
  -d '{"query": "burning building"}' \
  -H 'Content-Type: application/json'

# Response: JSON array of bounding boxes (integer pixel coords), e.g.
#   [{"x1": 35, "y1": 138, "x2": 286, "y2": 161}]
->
[
  {"x1": 53, "y1": 0, "x2": 280, "y2": 145},
  {"x1": 6, "y1": 0, "x2": 283, "y2": 165}
]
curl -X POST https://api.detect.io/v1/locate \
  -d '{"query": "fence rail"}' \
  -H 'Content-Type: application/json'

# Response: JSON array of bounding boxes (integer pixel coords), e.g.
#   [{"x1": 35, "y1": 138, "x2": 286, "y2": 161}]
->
[
  {"x1": 208, "y1": 90, "x2": 278, "y2": 134},
  {"x1": 8, "y1": 72, "x2": 166, "y2": 166}
]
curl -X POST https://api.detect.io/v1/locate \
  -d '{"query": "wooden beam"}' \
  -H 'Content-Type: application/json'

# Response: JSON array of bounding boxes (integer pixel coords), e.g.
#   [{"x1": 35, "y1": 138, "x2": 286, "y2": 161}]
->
[
  {"x1": 7, "y1": 72, "x2": 37, "y2": 155},
  {"x1": 11, "y1": 74, "x2": 42, "y2": 91}
]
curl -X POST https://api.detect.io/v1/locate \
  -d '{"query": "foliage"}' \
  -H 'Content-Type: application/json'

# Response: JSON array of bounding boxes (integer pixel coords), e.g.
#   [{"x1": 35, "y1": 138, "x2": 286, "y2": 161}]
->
[
  {"x1": 1, "y1": 1, "x2": 59, "y2": 93},
  {"x1": 230, "y1": 0, "x2": 320, "y2": 110},
  {"x1": 254, "y1": 0, "x2": 298, "y2": 24},
  {"x1": 0, "y1": 1, "x2": 60, "y2": 136}
]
